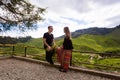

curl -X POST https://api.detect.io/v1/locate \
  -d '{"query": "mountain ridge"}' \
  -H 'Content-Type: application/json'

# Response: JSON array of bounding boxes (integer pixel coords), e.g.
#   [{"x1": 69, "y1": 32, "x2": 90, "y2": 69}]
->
[{"x1": 56, "y1": 25, "x2": 120, "y2": 39}]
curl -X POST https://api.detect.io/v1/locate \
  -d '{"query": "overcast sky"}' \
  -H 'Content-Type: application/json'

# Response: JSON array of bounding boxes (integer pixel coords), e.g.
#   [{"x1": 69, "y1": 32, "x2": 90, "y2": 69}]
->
[{"x1": 2, "y1": 0, "x2": 120, "y2": 38}]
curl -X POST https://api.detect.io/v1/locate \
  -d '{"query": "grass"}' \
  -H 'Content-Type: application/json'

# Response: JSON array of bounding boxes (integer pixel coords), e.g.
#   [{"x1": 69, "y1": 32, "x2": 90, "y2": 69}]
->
[{"x1": 71, "y1": 52, "x2": 120, "y2": 72}]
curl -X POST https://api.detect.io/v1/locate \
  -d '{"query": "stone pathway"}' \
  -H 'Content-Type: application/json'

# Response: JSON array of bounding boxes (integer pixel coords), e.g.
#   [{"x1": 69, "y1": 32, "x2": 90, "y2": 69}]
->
[{"x1": 0, "y1": 59, "x2": 113, "y2": 80}]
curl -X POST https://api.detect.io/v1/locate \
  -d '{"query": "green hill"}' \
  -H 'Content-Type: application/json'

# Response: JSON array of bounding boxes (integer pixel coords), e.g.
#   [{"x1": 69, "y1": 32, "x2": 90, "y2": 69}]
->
[
  {"x1": 22, "y1": 27, "x2": 120, "y2": 53},
  {"x1": 24, "y1": 38, "x2": 43, "y2": 48},
  {"x1": 56, "y1": 28, "x2": 120, "y2": 53}
]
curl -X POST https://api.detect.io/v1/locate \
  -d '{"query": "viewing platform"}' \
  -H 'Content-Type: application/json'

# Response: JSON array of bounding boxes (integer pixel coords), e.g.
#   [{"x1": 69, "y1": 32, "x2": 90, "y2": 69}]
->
[{"x1": 0, "y1": 56, "x2": 119, "y2": 80}]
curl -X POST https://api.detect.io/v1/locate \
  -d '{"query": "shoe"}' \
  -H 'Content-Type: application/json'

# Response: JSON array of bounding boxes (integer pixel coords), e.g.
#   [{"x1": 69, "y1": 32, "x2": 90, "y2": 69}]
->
[{"x1": 59, "y1": 69, "x2": 67, "y2": 72}]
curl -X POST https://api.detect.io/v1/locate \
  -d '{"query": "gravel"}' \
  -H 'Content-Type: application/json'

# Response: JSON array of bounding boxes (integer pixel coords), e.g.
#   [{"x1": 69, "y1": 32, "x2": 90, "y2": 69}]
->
[{"x1": 0, "y1": 59, "x2": 113, "y2": 80}]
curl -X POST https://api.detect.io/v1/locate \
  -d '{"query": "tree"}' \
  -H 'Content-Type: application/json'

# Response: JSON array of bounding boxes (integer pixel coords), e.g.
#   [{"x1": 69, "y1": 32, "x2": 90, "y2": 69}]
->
[{"x1": 0, "y1": 0, "x2": 45, "y2": 32}]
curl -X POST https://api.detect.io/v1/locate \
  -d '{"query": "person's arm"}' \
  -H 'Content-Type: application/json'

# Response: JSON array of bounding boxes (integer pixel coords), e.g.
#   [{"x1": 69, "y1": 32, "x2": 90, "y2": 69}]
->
[
  {"x1": 43, "y1": 38, "x2": 51, "y2": 50},
  {"x1": 53, "y1": 39, "x2": 56, "y2": 46}
]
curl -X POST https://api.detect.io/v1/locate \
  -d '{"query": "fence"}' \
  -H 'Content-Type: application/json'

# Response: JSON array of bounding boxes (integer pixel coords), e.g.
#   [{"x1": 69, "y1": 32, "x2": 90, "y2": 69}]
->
[{"x1": 0, "y1": 44, "x2": 120, "y2": 71}]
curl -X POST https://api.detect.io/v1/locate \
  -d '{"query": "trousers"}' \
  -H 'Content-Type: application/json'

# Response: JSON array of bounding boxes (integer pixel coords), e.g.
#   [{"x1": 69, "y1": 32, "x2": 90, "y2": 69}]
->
[{"x1": 45, "y1": 50, "x2": 54, "y2": 64}]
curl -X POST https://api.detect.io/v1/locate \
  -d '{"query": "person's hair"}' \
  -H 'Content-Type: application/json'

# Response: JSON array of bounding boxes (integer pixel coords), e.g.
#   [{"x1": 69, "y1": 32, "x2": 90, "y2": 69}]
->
[
  {"x1": 48, "y1": 26, "x2": 53, "y2": 29},
  {"x1": 64, "y1": 27, "x2": 71, "y2": 39}
]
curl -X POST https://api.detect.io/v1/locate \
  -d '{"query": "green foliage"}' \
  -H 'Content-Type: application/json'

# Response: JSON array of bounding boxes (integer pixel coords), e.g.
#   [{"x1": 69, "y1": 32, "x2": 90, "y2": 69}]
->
[
  {"x1": 0, "y1": 46, "x2": 12, "y2": 56},
  {"x1": 71, "y1": 52, "x2": 120, "y2": 71},
  {"x1": 93, "y1": 58, "x2": 120, "y2": 71},
  {"x1": 72, "y1": 52, "x2": 90, "y2": 62},
  {"x1": 13, "y1": 43, "x2": 25, "y2": 56},
  {"x1": 25, "y1": 38, "x2": 43, "y2": 48},
  {"x1": 72, "y1": 35, "x2": 103, "y2": 52},
  {"x1": 0, "y1": 0, "x2": 45, "y2": 32},
  {"x1": 96, "y1": 58, "x2": 120, "y2": 67},
  {"x1": 0, "y1": 36, "x2": 32, "y2": 44}
]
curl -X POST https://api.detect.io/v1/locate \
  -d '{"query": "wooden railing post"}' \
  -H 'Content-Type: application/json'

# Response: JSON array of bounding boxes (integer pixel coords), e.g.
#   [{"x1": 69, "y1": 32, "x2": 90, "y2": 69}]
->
[{"x1": 24, "y1": 47, "x2": 27, "y2": 57}]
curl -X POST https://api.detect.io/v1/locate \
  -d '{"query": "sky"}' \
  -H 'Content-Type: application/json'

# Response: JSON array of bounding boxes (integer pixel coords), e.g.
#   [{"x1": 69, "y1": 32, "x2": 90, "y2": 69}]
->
[{"x1": 1, "y1": 0, "x2": 120, "y2": 38}]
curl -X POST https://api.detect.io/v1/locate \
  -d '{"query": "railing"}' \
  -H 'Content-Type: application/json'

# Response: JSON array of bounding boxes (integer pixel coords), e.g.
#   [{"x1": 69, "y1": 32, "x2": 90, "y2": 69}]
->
[
  {"x1": 0, "y1": 44, "x2": 44, "y2": 57},
  {"x1": 0, "y1": 44, "x2": 15, "y2": 56},
  {"x1": 0, "y1": 44, "x2": 120, "y2": 72}
]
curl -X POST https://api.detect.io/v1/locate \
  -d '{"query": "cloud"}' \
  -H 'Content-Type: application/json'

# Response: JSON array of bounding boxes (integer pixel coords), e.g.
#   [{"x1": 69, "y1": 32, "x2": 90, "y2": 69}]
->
[
  {"x1": 61, "y1": 17, "x2": 88, "y2": 25},
  {"x1": 30, "y1": 0, "x2": 92, "y2": 14},
  {"x1": 106, "y1": 15, "x2": 120, "y2": 27},
  {"x1": 92, "y1": 0, "x2": 120, "y2": 5},
  {"x1": 2, "y1": 0, "x2": 120, "y2": 38}
]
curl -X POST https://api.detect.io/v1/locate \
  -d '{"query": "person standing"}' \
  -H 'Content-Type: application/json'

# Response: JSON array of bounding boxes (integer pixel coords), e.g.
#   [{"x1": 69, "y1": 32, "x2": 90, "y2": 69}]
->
[
  {"x1": 43, "y1": 26, "x2": 55, "y2": 64},
  {"x1": 58, "y1": 27, "x2": 73, "y2": 72}
]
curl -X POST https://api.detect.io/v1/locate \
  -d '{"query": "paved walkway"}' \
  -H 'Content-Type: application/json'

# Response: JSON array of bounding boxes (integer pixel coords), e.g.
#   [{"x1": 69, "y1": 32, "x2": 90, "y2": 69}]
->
[{"x1": 0, "y1": 59, "x2": 112, "y2": 80}]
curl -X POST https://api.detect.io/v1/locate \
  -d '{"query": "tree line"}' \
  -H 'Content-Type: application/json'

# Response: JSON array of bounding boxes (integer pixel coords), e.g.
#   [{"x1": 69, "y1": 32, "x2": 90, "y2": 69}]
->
[{"x1": 0, "y1": 36, "x2": 32, "y2": 44}]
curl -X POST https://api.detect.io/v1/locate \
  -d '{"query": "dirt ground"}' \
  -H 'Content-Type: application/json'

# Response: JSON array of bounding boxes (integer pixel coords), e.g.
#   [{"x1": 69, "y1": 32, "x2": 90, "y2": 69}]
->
[{"x1": 0, "y1": 58, "x2": 112, "y2": 80}]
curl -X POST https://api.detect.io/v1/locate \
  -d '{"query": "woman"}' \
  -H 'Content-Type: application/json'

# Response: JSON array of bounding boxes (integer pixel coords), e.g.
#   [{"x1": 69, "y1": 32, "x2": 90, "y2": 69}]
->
[{"x1": 57, "y1": 27, "x2": 73, "y2": 72}]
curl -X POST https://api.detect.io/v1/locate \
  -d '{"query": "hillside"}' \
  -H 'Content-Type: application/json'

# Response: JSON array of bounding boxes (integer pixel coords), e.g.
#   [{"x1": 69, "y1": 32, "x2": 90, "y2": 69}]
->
[
  {"x1": 72, "y1": 34, "x2": 120, "y2": 52},
  {"x1": 24, "y1": 38, "x2": 43, "y2": 48},
  {"x1": 71, "y1": 25, "x2": 120, "y2": 38},
  {"x1": 56, "y1": 27, "x2": 120, "y2": 53},
  {"x1": 24, "y1": 25, "x2": 120, "y2": 53}
]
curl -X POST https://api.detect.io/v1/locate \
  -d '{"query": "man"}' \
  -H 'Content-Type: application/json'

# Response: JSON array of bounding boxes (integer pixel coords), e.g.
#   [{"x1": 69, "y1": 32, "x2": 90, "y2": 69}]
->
[{"x1": 43, "y1": 26, "x2": 55, "y2": 64}]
